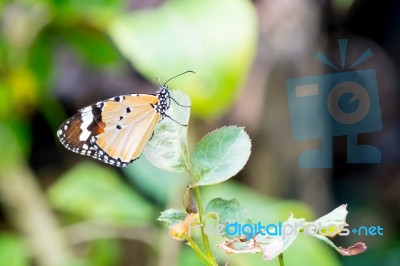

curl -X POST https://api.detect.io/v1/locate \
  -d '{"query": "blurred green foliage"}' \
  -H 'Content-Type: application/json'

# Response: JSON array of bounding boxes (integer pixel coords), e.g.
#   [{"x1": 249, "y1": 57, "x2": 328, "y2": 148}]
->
[
  {"x1": 0, "y1": 0, "x2": 256, "y2": 151},
  {"x1": 0, "y1": 233, "x2": 29, "y2": 266},
  {"x1": 87, "y1": 239, "x2": 121, "y2": 266},
  {"x1": 48, "y1": 162, "x2": 157, "y2": 225},
  {"x1": 0, "y1": 0, "x2": 357, "y2": 265},
  {"x1": 0, "y1": 123, "x2": 25, "y2": 171},
  {"x1": 109, "y1": 0, "x2": 257, "y2": 118}
]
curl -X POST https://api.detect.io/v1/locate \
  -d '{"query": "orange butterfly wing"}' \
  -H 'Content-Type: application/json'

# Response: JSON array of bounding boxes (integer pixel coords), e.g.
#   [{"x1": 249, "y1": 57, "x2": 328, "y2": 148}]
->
[{"x1": 58, "y1": 94, "x2": 161, "y2": 167}]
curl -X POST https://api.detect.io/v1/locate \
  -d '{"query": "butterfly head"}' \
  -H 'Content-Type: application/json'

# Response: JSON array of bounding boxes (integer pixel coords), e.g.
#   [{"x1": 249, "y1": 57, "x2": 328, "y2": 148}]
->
[
  {"x1": 155, "y1": 85, "x2": 170, "y2": 117},
  {"x1": 154, "y1": 71, "x2": 194, "y2": 118}
]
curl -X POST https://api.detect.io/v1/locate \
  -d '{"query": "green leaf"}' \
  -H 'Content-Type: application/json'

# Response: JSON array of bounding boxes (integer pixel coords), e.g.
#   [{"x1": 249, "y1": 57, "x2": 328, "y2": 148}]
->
[
  {"x1": 144, "y1": 90, "x2": 190, "y2": 172},
  {"x1": 205, "y1": 198, "x2": 251, "y2": 226},
  {"x1": 256, "y1": 215, "x2": 305, "y2": 260},
  {"x1": 307, "y1": 205, "x2": 367, "y2": 256},
  {"x1": 305, "y1": 204, "x2": 348, "y2": 236},
  {"x1": 108, "y1": 0, "x2": 257, "y2": 118},
  {"x1": 48, "y1": 162, "x2": 156, "y2": 225},
  {"x1": 0, "y1": 233, "x2": 29, "y2": 266},
  {"x1": 191, "y1": 126, "x2": 251, "y2": 186},
  {"x1": 158, "y1": 209, "x2": 187, "y2": 227}
]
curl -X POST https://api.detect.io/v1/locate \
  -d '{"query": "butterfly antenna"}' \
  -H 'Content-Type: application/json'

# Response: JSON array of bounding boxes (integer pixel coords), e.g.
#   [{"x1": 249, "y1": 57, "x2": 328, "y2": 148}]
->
[
  {"x1": 163, "y1": 70, "x2": 195, "y2": 86},
  {"x1": 155, "y1": 76, "x2": 162, "y2": 86}
]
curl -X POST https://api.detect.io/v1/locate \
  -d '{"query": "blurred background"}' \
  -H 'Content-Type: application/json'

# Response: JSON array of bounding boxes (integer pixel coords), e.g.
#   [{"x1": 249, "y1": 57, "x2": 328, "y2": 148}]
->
[{"x1": 0, "y1": 0, "x2": 399, "y2": 265}]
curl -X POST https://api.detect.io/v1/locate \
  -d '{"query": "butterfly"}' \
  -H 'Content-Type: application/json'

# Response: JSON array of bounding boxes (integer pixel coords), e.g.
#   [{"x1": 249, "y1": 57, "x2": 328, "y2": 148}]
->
[{"x1": 57, "y1": 71, "x2": 193, "y2": 167}]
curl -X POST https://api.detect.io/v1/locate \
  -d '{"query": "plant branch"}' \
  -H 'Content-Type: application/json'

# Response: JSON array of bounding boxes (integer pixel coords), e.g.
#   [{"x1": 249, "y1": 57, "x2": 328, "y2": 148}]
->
[
  {"x1": 187, "y1": 238, "x2": 215, "y2": 265},
  {"x1": 175, "y1": 112, "x2": 217, "y2": 265},
  {"x1": 63, "y1": 220, "x2": 157, "y2": 247},
  {"x1": 279, "y1": 253, "x2": 285, "y2": 266},
  {"x1": 192, "y1": 185, "x2": 217, "y2": 265},
  {"x1": 183, "y1": 147, "x2": 217, "y2": 265},
  {"x1": 0, "y1": 166, "x2": 72, "y2": 266}
]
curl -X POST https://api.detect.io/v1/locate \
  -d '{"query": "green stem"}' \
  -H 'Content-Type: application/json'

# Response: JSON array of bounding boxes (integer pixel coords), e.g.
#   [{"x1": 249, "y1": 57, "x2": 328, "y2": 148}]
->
[
  {"x1": 192, "y1": 185, "x2": 216, "y2": 265},
  {"x1": 278, "y1": 253, "x2": 285, "y2": 266},
  {"x1": 182, "y1": 134, "x2": 217, "y2": 265},
  {"x1": 187, "y1": 238, "x2": 215, "y2": 265}
]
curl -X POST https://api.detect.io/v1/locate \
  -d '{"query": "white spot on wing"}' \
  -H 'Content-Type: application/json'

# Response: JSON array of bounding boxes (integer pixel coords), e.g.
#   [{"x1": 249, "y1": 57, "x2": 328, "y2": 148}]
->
[
  {"x1": 82, "y1": 144, "x2": 89, "y2": 150},
  {"x1": 79, "y1": 112, "x2": 94, "y2": 141},
  {"x1": 81, "y1": 106, "x2": 92, "y2": 113},
  {"x1": 79, "y1": 130, "x2": 91, "y2": 141}
]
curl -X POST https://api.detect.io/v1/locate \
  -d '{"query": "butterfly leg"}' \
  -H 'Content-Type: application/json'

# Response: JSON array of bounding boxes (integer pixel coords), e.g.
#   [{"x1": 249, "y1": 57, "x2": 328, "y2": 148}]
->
[
  {"x1": 170, "y1": 96, "x2": 191, "y2": 108},
  {"x1": 149, "y1": 130, "x2": 155, "y2": 140},
  {"x1": 165, "y1": 114, "x2": 188, "y2": 127}
]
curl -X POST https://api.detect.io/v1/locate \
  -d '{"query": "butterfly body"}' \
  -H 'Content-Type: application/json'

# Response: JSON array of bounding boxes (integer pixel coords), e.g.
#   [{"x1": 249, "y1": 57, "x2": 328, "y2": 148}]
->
[{"x1": 57, "y1": 85, "x2": 172, "y2": 167}]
